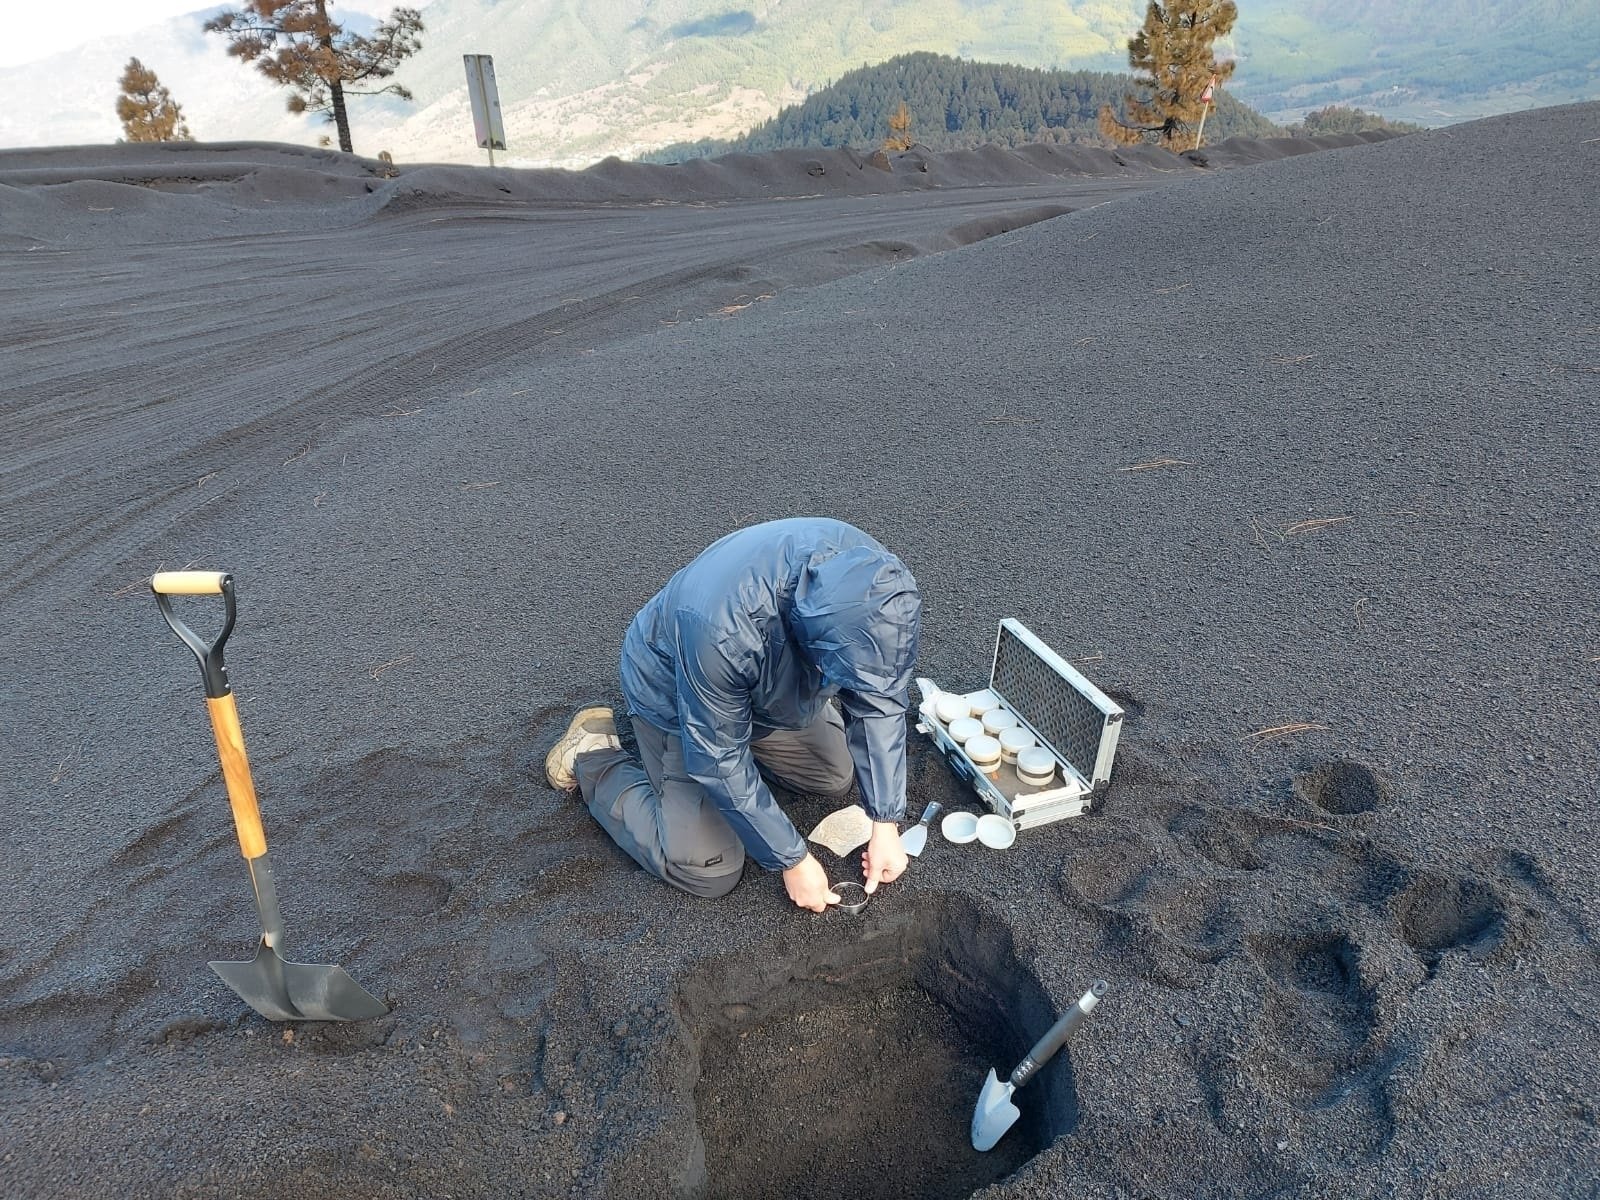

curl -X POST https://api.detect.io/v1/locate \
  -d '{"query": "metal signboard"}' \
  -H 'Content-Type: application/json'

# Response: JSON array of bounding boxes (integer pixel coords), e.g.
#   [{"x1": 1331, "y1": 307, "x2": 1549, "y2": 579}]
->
[{"x1": 462, "y1": 53, "x2": 507, "y2": 162}]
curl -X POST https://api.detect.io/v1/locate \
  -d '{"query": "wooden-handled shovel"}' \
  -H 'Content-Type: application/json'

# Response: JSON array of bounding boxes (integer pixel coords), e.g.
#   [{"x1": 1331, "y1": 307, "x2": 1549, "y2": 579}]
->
[{"x1": 152, "y1": 570, "x2": 387, "y2": 1023}]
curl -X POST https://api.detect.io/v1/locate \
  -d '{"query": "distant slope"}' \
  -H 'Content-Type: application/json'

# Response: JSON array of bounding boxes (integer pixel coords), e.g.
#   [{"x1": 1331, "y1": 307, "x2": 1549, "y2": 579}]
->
[
  {"x1": 1238, "y1": 0, "x2": 1600, "y2": 124},
  {"x1": 1, "y1": 0, "x2": 1593, "y2": 163},
  {"x1": 647, "y1": 53, "x2": 1283, "y2": 161},
  {"x1": 382, "y1": 0, "x2": 1146, "y2": 163}
]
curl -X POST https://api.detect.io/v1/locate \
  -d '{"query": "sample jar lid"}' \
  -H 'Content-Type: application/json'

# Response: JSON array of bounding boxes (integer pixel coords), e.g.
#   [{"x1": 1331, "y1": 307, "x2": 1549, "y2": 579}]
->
[
  {"x1": 966, "y1": 689, "x2": 1000, "y2": 715},
  {"x1": 1016, "y1": 746, "x2": 1057, "y2": 777},
  {"x1": 982, "y1": 708, "x2": 1019, "y2": 735},
  {"x1": 998, "y1": 727, "x2": 1035, "y2": 754},
  {"x1": 935, "y1": 694, "x2": 969, "y2": 724},
  {"x1": 941, "y1": 811, "x2": 979, "y2": 844},
  {"x1": 948, "y1": 716, "x2": 984, "y2": 743},
  {"x1": 965, "y1": 734, "x2": 1002, "y2": 765},
  {"x1": 976, "y1": 813, "x2": 1017, "y2": 849}
]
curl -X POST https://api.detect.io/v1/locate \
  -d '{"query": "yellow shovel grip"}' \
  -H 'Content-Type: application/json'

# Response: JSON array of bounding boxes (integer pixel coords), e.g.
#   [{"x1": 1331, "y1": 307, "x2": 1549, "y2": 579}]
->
[
  {"x1": 206, "y1": 693, "x2": 268, "y2": 859},
  {"x1": 152, "y1": 570, "x2": 228, "y2": 595}
]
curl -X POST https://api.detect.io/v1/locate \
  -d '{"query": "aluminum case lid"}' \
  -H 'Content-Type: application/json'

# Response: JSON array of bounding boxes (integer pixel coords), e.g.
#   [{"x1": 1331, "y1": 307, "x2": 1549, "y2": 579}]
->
[{"x1": 986, "y1": 618, "x2": 1124, "y2": 789}]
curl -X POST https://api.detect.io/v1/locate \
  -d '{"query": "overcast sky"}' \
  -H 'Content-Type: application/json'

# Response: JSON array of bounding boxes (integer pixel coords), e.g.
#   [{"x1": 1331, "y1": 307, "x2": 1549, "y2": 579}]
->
[{"x1": 4, "y1": 0, "x2": 430, "y2": 67}]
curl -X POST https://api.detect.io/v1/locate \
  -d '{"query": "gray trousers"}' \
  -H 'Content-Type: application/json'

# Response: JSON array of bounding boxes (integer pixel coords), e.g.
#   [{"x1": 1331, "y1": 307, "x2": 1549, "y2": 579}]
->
[{"x1": 574, "y1": 704, "x2": 854, "y2": 898}]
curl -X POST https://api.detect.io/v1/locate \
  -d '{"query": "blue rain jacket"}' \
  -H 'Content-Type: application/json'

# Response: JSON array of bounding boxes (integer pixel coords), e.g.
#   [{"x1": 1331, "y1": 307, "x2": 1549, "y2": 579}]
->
[{"x1": 620, "y1": 518, "x2": 921, "y2": 871}]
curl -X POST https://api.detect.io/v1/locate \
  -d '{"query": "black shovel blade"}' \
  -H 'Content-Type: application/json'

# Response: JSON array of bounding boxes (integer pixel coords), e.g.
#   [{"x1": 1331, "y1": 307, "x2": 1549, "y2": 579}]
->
[{"x1": 211, "y1": 939, "x2": 388, "y2": 1023}]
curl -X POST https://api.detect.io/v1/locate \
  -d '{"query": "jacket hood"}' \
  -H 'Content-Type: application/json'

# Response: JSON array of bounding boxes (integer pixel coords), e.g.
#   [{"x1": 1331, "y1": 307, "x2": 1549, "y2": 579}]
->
[{"x1": 789, "y1": 545, "x2": 921, "y2": 697}]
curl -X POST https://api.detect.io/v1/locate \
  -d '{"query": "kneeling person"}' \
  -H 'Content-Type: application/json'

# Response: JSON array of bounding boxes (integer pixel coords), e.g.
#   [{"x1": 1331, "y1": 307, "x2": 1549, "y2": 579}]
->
[{"x1": 545, "y1": 517, "x2": 920, "y2": 911}]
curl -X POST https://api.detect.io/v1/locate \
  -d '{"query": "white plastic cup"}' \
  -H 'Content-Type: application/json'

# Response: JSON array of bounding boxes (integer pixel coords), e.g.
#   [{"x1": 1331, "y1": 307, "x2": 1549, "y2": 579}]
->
[
  {"x1": 1016, "y1": 745, "x2": 1057, "y2": 788},
  {"x1": 965, "y1": 734, "x2": 1002, "y2": 779},
  {"x1": 998, "y1": 726, "x2": 1035, "y2": 764},
  {"x1": 966, "y1": 689, "x2": 1000, "y2": 717},
  {"x1": 948, "y1": 716, "x2": 983, "y2": 744},
  {"x1": 981, "y1": 708, "x2": 1018, "y2": 736},
  {"x1": 935, "y1": 694, "x2": 969, "y2": 725}
]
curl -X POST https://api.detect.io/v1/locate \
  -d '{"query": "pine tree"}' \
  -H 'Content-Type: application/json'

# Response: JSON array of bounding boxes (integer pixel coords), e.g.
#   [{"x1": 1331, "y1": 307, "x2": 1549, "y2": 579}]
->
[
  {"x1": 884, "y1": 101, "x2": 914, "y2": 151},
  {"x1": 204, "y1": 0, "x2": 423, "y2": 155},
  {"x1": 1291, "y1": 105, "x2": 1423, "y2": 136},
  {"x1": 1099, "y1": 1, "x2": 1237, "y2": 151},
  {"x1": 115, "y1": 58, "x2": 193, "y2": 142}
]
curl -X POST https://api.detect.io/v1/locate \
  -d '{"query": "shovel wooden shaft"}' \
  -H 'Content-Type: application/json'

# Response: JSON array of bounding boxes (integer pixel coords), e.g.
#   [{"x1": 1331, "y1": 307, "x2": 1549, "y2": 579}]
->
[{"x1": 206, "y1": 692, "x2": 268, "y2": 860}]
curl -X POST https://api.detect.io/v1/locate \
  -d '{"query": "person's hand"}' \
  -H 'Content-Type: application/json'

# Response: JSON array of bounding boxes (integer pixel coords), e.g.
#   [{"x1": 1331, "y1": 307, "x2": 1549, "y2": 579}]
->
[
  {"x1": 783, "y1": 854, "x2": 840, "y2": 913},
  {"x1": 861, "y1": 821, "x2": 909, "y2": 894}
]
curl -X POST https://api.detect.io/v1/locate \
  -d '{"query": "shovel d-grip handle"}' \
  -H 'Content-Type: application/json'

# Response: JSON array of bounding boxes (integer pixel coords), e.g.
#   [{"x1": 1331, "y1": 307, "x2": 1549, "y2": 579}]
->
[
  {"x1": 153, "y1": 571, "x2": 268, "y2": 862},
  {"x1": 153, "y1": 571, "x2": 237, "y2": 698},
  {"x1": 1010, "y1": 980, "x2": 1108, "y2": 1089}
]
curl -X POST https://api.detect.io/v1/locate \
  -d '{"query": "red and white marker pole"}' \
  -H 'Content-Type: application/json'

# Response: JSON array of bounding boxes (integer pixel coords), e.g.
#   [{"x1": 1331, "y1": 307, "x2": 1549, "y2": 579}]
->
[{"x1": 1194, "y1": 74, "x2": 1218, "y2": 150}]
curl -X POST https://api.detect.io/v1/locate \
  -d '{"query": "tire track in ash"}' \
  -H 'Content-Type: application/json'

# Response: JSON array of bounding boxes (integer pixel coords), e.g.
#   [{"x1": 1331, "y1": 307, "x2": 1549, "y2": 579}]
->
[
  {"x1": 1, "y1": 254, "x2": 415, "y2": 602},
  {"x1": 3, "y1": 197, "x2": 1079, "y2": 605}
]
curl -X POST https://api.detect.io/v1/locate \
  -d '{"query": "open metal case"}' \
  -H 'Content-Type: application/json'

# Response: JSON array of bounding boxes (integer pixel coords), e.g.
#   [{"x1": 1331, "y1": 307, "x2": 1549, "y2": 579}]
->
[{"x1": 915, "y1": 618, "x2": 1124, "y2": 829}]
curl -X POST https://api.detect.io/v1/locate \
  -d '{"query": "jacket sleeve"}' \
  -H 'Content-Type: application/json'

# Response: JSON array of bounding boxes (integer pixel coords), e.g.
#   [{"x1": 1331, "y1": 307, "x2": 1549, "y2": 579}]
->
[
  {"x1": 673, "y1": 610, "x2": 809, "y2": 871},
  {"x1": 837, "y1": 688, "x2": 909, "y2": 825}
]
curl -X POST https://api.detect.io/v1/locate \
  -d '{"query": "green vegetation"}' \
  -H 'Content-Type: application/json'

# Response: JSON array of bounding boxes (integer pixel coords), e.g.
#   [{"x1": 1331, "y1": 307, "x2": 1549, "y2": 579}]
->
[
  {"x1": 645, "y1": 52, "x2": 1280, "y2": 161},
  {"x1": 1287, "y1": 106, "x2": 1424, "y2": 136}
]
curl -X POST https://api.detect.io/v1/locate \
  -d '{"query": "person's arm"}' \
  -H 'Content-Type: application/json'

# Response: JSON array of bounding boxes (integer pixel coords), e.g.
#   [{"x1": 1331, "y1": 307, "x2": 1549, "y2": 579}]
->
[
  {"x1": 839, "y1": 688, "x2": 911, "y2": 892},
  {"x1": 674, "y1": 611, "x2": 809, "y2": 873},
  {"x1": 838, "y1": 688, "x2": 909, "y2": 824}
]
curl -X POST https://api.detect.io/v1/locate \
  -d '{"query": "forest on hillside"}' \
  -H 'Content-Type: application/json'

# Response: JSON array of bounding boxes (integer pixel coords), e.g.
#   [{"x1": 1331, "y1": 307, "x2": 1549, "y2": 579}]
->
[{"x1": 648, "y1": 53, "x2": 1286, "y2": 161}]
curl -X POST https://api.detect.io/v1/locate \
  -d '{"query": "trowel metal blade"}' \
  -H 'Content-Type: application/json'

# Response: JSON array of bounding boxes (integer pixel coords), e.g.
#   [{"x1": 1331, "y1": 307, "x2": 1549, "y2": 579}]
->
[
  {"x1": 901, "y1": 823, "x2": 928, "y2": 857},
  {"x1": 210, "y1": 940, "x2": 389, "y2": 1023},
  {"x1": 971, "y1": 1068, "x2": 1021, "y2": 1152}
]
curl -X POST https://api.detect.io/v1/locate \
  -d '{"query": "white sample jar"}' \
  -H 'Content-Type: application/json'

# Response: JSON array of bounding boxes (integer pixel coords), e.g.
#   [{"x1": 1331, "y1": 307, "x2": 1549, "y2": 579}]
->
[
  {"x1": 1016, "y1": 746, "x2": 1057, "y2": 788},
  {"x1": 966, "y1": 689, "x2": 1000, "y2": 717},
  {"x1": 998, "y1": 726, "x2": 1035, "y2": 764},
  {"x1": 948, "y1": 716, "x2": 983, "y2": 744},
  {"x1": 935, "y1": 693, "x2": 969, "y2": 725},
  {"x1": 981, "y1": 707, "x2": 1018, "y2": 736},
  {"x1": 965, "y1": 734, "x2": 1003, "y2": 779}
]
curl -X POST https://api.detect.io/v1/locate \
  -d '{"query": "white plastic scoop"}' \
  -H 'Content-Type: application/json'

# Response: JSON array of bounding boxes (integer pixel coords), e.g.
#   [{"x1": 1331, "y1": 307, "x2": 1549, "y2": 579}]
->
[
  {"x1": 972, "y1": 980, "x2": 1108, "y2": 1151},
  {"x1": 900, "y1": 802, "x2": 941, "y2": 857}
]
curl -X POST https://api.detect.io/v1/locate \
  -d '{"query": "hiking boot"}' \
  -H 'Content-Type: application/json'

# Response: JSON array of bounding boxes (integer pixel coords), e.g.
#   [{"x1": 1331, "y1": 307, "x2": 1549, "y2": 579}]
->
[{"x1": 544, "y1": 706, "x2": 621, "y2": 790}]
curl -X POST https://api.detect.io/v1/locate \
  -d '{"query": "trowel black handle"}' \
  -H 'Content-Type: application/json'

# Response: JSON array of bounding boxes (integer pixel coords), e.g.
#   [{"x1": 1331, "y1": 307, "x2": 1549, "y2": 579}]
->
[
  {"x1": 153, "y1": 571, "x2": 237, "y2": 699},
  {"x1": 1009, "y1": 980, "x2": 1108, "y2": 1090},
  {"x1": 918, "y1": 802, "x2": 941, "y2": 827}
]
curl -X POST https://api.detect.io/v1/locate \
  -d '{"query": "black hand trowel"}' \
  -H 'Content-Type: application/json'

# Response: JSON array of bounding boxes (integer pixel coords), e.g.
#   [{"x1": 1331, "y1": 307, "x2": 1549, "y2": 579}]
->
[{"x1": 971, "y1": 980, "x2": 1107, "y2": 1151}]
